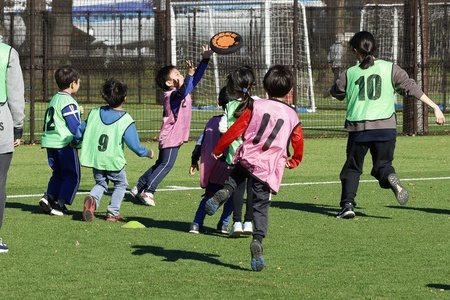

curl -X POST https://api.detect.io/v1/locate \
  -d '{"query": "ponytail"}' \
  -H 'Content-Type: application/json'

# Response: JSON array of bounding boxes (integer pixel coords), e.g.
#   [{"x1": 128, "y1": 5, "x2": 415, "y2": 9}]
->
[
  {"x1": 349, "y1": 31, "x2": 377, "y2": 70},
  {"x1": 233, "y1": 92, "x2": 254, "y2": 118},
  {"x1": 359, "y1": 54, "x2": 375, "y2": 69}
]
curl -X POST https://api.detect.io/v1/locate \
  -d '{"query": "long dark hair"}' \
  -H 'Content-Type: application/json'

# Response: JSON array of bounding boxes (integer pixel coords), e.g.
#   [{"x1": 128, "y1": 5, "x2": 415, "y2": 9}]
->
[
  {"x1": 349, "y1": 31, "x2": 377, "y2": 70},
  {"x1": 226, "y1": 66, "x2": 256, "y2": 118}
]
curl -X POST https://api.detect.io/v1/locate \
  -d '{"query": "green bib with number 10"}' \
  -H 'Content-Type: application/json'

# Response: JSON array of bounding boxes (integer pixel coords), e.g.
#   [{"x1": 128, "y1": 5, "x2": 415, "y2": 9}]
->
[{"x1": 345, "y1": 59, "x2": 395, "y2": 122}]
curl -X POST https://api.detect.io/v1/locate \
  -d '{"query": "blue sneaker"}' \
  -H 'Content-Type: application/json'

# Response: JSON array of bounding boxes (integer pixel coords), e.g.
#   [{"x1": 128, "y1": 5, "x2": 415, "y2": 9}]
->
[
  {"x1": 0, "y1": 238, "x2": 9, "y2": 253},
  {"x1": 250, "y1": 239, "x2": 264, "y2": 271},
  {"x1": 205, "y1": 189, "x2": 230, "y2": 216}
]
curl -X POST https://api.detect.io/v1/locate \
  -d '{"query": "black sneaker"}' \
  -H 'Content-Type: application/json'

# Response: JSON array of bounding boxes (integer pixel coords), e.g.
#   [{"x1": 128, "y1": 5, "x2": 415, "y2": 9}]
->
[
  {"x1": 388, "y1": 173, "x2": 409, "y2": 205},
  {"x1": 0, "y1": 238, "x2": 8, "y2": 253},
  {"x1": 336, "y1": 203, "x2": 355, "y2": 219},
  {"x1": 250, "y1": 239, "x2": 265, "y2": 271},
  {"x1": 188, "y1": 223, "x2": 206, "y2": 234},
  {"x1": 39, "y1": 194, "x2": 56, "y2": 214},
  {"x1": 205, "y1": 189, "x2": 230, "y2": 216},
  {"x1": 216, "y1": 223, "x2": 228, "y2": 234}
]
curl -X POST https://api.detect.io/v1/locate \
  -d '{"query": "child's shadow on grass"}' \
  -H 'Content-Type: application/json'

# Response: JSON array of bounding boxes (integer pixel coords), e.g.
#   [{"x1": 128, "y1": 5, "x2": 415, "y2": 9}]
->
[
  {"x1": 124, "y1": 216, "x2": 231, "y2": 238},
  {"x1": 123, "y1": 194, "x2": 231, "y2": 236},
  {"x1": 126, "y1": 216, "x2": 190, "y2": 232},
  {"x1": 427, "y1": 283, "x2": 450, "y2": 291},
  {"x1": 271, "y1": 201, "x2": 391, "y2": 219},
  {"x1": 131, "y1": 244, "x2": 244, "y2": 270},
  {"x1": 124, "y1": 193, "x2": 145, "y2": 205},
  {"x1": 386, "y1": 205, "x2": 450, "y2": 215},
  {"x1": 7, "y1": 201, "x2": 89, "y2": 221},
  {"x1": 6, "y1": 201, "x2": 42, "y2": 214}
]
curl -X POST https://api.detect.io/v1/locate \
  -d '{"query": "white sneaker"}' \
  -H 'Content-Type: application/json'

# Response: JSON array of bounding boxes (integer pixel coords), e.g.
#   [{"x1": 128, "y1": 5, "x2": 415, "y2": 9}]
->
[
  {"x1": 140, "y1": 192, "x2": 155, "y2": 206},
  {"x1": 129, "y1": 186, "x2": 139, "y2": 197},
  {"x1": 50, "y1": 203, "x2": 71, "y2": 216},
  {"x1": 0, "y1": 238, "x2": 9, "y2": 253},
  {"x1": 229, "y1": 222, "x2": 243, "y2": 238},
  {"x1": 243, "y1": 221, "x2": 253, "y2": 235}
]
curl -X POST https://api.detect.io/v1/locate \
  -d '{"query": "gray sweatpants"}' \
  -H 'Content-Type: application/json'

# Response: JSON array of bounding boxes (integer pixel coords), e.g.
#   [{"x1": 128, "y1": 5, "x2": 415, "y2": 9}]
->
[{"x1": 0, "y1": 152, "x2": 13, "y2": 229}]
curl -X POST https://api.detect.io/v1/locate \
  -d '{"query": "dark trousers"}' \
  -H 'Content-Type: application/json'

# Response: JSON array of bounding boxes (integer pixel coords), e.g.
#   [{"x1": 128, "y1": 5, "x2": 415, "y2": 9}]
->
[
  {"x1": 137, "y1": 146, "x2": 179, "y2": 194},
  {"x1": 340, "y1": 137, "x2": 396, "y2": 207},
  {"x1": 224, "y1": 164, "x2": 271, "y2": 239},
  {"x1": 192, "y1": 182, "x2": 233, "y2": 227},
  {"x1": 232, "y1": 176, "x2": 253, "y2": 223},
  {"x1": 46, "y1": 145, "x2": 80, "y2": 205}
]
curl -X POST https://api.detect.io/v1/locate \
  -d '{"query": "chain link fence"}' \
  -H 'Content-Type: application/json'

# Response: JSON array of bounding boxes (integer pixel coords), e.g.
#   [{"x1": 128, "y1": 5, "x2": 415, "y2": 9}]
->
[{"x1": 1, "y1": 0, "x2": 449, "y2": 143}]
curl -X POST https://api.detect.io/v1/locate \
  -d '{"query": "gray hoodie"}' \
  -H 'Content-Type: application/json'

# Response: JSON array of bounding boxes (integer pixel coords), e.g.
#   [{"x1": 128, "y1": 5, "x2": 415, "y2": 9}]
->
[{"x1": 0, "y1": 45, "x2": 25, "y2": 154}]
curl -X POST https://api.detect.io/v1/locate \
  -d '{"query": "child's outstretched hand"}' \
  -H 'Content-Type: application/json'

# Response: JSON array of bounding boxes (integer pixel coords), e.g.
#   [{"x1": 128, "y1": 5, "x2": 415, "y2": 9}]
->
[
  {"x1": 201, "y1": 44, "x2": 213, "y2": 60},
  {"x1": 186, "y1": 60, "x2": 195, "y2": 76}
]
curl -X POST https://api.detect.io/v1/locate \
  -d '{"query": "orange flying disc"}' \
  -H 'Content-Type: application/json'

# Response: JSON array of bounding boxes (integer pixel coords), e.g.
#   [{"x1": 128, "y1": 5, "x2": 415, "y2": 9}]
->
[{"x1": 210, "y1": 31, "x2": 243, "y2": 55}]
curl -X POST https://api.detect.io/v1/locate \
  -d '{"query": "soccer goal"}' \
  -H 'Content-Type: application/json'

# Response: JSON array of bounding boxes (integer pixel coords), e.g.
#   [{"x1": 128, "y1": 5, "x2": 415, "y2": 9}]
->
[{"x1": 169, "y1": 0, "x2": 316, "y2": 112}]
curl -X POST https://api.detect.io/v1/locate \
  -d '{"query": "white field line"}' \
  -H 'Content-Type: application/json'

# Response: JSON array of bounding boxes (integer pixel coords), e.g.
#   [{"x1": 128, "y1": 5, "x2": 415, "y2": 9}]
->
[{"x1": 7, "y1": 176, "x2": 450, "y2": 199}]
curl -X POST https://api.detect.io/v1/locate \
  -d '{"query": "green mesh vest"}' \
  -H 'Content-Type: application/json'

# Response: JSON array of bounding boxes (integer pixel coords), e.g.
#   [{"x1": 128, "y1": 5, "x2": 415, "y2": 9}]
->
[
  {"x1": 345, "y1": 59, "x2": 396, "y2": 122},
  {"x1": 80, "y1": 107, "x2": 133, "y2": 171},
  {"x1": 0, "y1": 43, "x2": 11, "y2": 105},
  {"x1": 225, "y1": 99, "x2": 243, "y2": 165},
  {"x1": 41, "y1": 93, "x2": 79, "y2": 148}
]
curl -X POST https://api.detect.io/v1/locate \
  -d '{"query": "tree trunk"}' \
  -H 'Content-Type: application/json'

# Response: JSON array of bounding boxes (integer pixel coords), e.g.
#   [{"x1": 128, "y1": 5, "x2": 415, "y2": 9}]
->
[
  {"x1": 22, "y1": 0, "x2": 46, "y2": 82},
  {"x1": 154, "y1": 0, "x2": 171, "y2": 104},
  {"x1": 50, "y1": 0, "x2": 74, "y2": 67}
]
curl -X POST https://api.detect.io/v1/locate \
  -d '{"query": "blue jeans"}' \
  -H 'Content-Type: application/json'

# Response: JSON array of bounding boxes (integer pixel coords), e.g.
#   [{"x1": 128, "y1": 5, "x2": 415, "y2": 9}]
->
[
  {"x1": 90, "y1": 168, "x2": 128, "y2": 216},
  {"x1": 193, "y1": 183, "x2": 233, "y2": 228},
  {"x1": 137, "y1": 146, "x2": 179, "y2": 194}
]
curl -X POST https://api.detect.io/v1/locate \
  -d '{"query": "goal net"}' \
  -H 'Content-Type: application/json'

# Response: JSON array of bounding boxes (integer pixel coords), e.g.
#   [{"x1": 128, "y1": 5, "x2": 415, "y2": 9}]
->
[
  {"x1": 360, "y1": 3, "x2": 450, "y2": 133},
  {"x1": 170, "y1": 0, "x2": 316, "y2": 112}
]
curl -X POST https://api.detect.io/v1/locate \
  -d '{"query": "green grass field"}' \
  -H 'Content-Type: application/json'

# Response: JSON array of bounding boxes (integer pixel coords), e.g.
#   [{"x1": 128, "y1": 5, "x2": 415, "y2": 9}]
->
[{"x1": 1, "y1": 135, "x2": 450, "y2": 299}]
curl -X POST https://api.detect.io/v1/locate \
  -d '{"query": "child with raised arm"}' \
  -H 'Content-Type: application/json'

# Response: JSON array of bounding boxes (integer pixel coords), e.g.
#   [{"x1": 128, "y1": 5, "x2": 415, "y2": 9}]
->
[
  {"x1": 39, "y1": 65, "x2": 82, "y2": 216},
  {"x1": 76, "y1": 79, "x2": 154, "y2": 222},
  {"x1": 205, "y1": 65, "x2": 304, "y2": 271},
  {"x1": 188, "y1": 87, "x2": 234, "y2": 234},
  {"x1": 130, "y1": 44, "x2": 213, "y2": 206}
]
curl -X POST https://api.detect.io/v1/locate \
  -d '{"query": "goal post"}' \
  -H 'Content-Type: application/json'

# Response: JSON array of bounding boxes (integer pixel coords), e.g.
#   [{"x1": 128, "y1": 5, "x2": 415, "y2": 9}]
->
[{"x1": 169, "y1": 0, "x2": 316, "y2": 112}]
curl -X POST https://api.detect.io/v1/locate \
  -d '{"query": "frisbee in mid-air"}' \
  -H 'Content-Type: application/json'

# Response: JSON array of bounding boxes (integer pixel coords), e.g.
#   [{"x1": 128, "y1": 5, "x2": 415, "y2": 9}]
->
[{"x1": 210, "y1": 31, "x2": 243, "y2": 55}]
